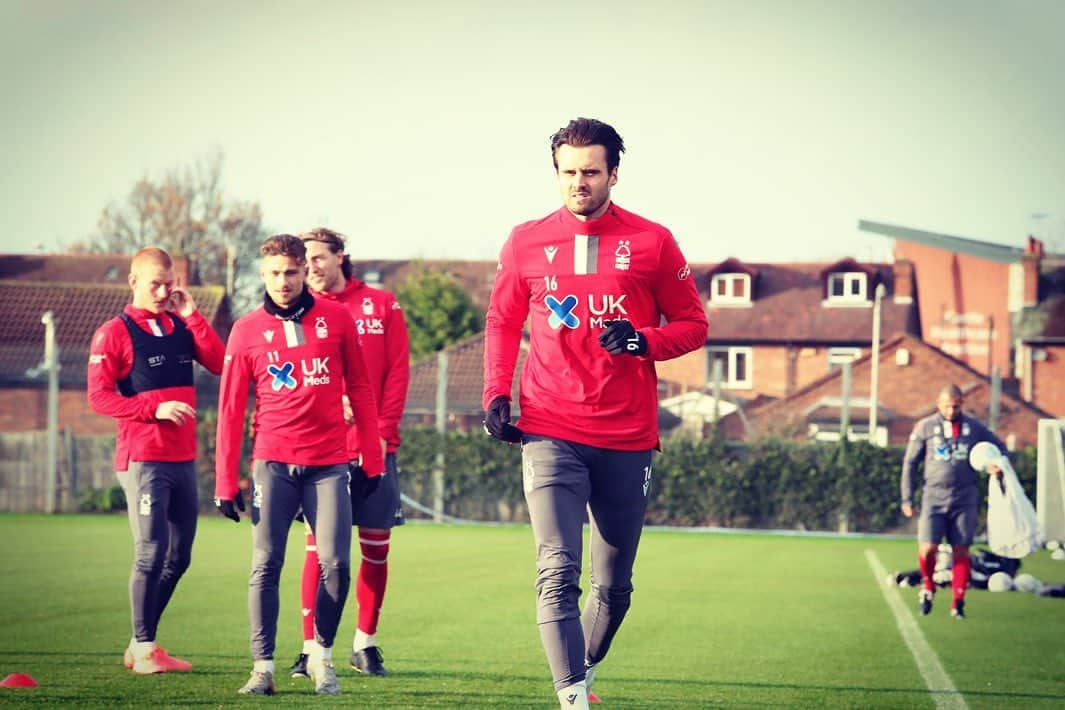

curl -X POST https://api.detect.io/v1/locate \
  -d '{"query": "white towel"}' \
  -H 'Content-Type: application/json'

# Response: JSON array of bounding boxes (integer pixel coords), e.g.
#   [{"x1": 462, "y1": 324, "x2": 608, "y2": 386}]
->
[{"x1": 987, "y1": 458, "x2": 1044, "y2": 559}]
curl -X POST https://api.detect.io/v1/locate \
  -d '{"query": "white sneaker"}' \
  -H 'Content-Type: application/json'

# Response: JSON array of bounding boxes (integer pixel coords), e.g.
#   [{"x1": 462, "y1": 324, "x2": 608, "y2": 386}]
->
[
  {"x1": 308, "y1": 657, "x2": 341, "y2": 695},
  {"x1": 557, "y1": 681, "x2": 589, "y2": 709},
  {"x1": 238, "y1": 670, "x2": 275, "y2": 695}
]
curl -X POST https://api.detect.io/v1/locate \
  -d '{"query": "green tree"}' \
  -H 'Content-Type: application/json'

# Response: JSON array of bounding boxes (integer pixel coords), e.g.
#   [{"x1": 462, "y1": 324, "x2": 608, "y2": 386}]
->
[
  {"x1": 395, "y1": 265, "x2": 482, "y2": 359},
  {"x1": 70, "y1": 149, "x2": 267, "y2": 314}
]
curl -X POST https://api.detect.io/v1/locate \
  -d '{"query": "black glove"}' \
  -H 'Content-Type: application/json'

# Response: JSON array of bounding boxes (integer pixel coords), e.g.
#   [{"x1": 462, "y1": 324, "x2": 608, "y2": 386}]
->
[
  {"x1": 349, "y1": 462, "x2": 382, "y2": 502},
  {"x1": 599, "y1": 320, "x2": 647, "y2": 356},
  {"x1": 483, "y1": 395, "x2": 522, "y2": 443},
  {"x1": 215, "y1": 488, "x2": 245, "y2": 523}
]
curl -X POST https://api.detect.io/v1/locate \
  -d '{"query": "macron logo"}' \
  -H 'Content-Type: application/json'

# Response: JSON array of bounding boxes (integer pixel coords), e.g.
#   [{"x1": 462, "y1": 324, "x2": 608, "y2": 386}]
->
[
  {"x1": 544, "y1": 245, "x2": 558, "y2": 263},
  {"x1": 263, "y1": 330, "x2": 275, "y2": 343}
]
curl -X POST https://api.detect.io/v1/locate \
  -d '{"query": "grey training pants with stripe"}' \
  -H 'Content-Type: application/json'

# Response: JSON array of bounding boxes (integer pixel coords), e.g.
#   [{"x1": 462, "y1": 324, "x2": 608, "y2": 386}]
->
[
  {"x1": 522, "y1": 435, "x2": 653, "y2": 692},
  {"x1": 248, "y1": 460, "x2": 351, "y2": 660},
  {"x1": 118, "y1": 460, "x2": 198, "y2": 643}
]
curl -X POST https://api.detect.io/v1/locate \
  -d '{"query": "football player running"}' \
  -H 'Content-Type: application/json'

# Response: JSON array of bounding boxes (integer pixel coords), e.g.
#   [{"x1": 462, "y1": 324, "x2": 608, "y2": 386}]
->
[{"x1": 483, "y1": 118, "x2": 708, "y2": 708}]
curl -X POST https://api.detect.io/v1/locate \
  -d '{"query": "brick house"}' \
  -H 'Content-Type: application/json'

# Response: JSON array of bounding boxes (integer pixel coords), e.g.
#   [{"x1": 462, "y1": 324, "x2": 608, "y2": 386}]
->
[
  {"x1": 0, "y1": 254, "x2": 233, "y2": 435},
  {"x1": 1011, "y1": 240, "x2": 1065, "y2": 417},
  {"x1": 722, "y1": 332, "x2": 1050, "y2": 449},
  {"x1": 655, "y1": 257, "x2": 921, "y2": 402},
  {"x1": 860, "y1": 222, "x2": 1065, "y2": 418}
]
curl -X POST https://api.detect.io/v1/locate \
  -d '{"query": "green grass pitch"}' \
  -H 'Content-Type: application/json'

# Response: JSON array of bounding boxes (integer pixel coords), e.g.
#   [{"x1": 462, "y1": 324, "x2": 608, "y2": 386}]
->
[{"x1": 0, "y1": 514, "x2": 1063, "y2": 707}]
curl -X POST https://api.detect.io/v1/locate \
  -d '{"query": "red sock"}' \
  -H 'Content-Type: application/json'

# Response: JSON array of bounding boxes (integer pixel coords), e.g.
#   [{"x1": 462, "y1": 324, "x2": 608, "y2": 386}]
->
[
  {"x1": 301, "y1": 530, "x2": 320, "y2": 642},
  {"x1": 951, "y1": 546, "x2": 970, "y2": 604},
  {"x1": 918, "y1": 548, "x2": 937, "y2": 593},
  {"x1": 355, "y1": 529, "x2": 390, "y2": 636}
]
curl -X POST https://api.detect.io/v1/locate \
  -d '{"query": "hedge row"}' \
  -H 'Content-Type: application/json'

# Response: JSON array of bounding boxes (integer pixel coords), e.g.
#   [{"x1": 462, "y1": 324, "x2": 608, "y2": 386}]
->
[
  {"x1": 394, "y1": 428, "x2": 1038, "y2": 534},
  {"x1": 84, "y1": 418, "x2": 1037, "y2": 534}
]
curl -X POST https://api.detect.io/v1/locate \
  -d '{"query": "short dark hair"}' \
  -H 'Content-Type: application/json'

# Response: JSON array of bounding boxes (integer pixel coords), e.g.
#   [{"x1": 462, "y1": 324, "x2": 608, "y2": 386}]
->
[
  {"x1": 260, "y1": 234, "x2": 306, "y2": 263},
  {"x1": 939, "y1": 384, "x2": 963, "y2": 400},
  {"x1": 300, "y1": 227, "x2": 352, "y2": 280},
  {"x1": 549, "y1": 117, "x2": 625, "y2": 171}
]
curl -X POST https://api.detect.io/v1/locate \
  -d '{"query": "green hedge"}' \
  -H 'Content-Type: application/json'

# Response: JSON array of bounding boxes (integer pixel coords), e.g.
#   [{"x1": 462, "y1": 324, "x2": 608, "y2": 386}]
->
[
  {"x1": 390, "y1": 428, "x2": 1039, "y2": 534},
  {"x1": 185, "y1": 413, "x2": 1039, "y2": 532}
]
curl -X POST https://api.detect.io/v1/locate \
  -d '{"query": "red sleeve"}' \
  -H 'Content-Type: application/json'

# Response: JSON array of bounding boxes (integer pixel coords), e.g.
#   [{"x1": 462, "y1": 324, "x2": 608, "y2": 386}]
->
[
  {"x1": 483, "y1": 233, "x2": 529, "y2": 409},
  {"x1": 214, "y1": 322, "x2": 252, "y2": 499},
  {"x1": 182, "y1": 310, "x2": 226, "y2": 375},
  {"x1": 378, "y1": 296, "x2": 410, "y2": 448},
  {"x1": 343, "y1": 319, "x2": 384, "y2": 475},
  {"x1": 638, "y1": 235, "x2": 709, "y2": 361},
  {"x1": 86, "y1": 319, "x2": 158, "y2": 422}
]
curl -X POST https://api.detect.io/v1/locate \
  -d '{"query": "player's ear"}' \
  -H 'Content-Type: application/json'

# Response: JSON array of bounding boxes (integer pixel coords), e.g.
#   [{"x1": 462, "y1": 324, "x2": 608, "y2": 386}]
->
[{"x1": 608, "y1": 167, "x2": 618, "y2": 187}]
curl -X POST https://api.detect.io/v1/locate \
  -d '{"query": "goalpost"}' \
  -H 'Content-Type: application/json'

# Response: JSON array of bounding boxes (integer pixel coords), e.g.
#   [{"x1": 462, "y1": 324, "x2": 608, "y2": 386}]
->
[{"x1": 1037, "y1": 419, "x2": 1065, "y2": 544}]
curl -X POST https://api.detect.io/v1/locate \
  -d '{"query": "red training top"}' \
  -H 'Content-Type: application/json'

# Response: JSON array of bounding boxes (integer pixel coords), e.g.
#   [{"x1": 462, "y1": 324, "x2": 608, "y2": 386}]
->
[
  {"x1": 312, "y1": 278, "x2": 410, "y2": 457},
  {"x1": 87, "y1": 305, "x2": 225, "y2": 470},
  {"x1": 213, "y1": 297, "x2": 383, "y2": 501},
  {"x1": 484, "y1": 203, "x2": 708, "y2": 450}
]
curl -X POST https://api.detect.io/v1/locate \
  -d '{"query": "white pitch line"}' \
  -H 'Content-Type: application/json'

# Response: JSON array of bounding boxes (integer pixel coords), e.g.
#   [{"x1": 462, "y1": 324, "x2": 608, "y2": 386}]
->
[{"x1": 865, "y1": 549, "x2": 968, "y2": 710}]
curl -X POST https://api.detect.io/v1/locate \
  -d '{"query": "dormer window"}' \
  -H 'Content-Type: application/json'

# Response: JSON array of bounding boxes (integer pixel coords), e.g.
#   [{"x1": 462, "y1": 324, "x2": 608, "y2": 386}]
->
[
  {"x1": 710, "y1": 273, "x2": 751, "y2": 305},
  {"x1": 826, "y1": 272, "x2": 867, "y2": 304}
]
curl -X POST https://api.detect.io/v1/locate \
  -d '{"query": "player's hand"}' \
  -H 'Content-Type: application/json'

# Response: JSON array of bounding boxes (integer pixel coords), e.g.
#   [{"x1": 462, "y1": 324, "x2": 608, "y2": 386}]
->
[
  {"x1": 901, "y1": 503, "x2": 914, "y2": 518},
  {"x1": 168, "y1": 287, "x2": 197, "y2": 317},
  {"x1": 215, "y1": 488, "x2": 244, "y2": 523},
  {"x1": 599, "y1": 320, "x2": 647, "y2": 356},
  {"x1": 342, "y1": 395, "x2": 354, "y2": 425},
  {"x1": 156, "y1": 400, "x2": 195, "y2": 425},
  {"x1": 349, "y1": 462, "x2": 381, "y2": 501},
  {"x1": 483, "y1": 395, "x2": 522, "y2": 443}
]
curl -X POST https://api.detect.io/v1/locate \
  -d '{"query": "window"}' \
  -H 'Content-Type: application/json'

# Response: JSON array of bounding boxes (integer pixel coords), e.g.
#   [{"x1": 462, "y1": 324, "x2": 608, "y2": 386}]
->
[
  {"x1": 706, "y1": 346, "x2": 753, "y2": 389},
  {"x1": 710, "y1": 273, "x2": 751, "y2": 305},
  {"x1": 827, "y1": 347, "x2": 861, "y2": 371},
  {"x1": 826, "y1": 272, "x2": 867, "y2": 304}
]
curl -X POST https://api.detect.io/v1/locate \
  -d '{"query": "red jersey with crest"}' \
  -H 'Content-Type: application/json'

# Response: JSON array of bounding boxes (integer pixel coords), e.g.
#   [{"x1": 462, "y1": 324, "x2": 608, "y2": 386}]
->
[
  {"x1": 312, "y1": 279, "x2": 410, "y2": 456},
  {"x1": 87, "y1": 305, "x2": 225, "y2": 470},
  {"x1": 213, "y1": 297, "x2": 383, "y2": 500},
  {"x1": 483, "y1": 203, "x2": 708, "y2": 450}
]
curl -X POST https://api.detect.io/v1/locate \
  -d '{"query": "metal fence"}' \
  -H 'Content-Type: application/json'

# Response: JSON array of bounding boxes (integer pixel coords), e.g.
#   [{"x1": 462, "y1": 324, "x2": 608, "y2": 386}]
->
[{"x1": 0, "y1": 430, "x2": 116, "y2": 512}]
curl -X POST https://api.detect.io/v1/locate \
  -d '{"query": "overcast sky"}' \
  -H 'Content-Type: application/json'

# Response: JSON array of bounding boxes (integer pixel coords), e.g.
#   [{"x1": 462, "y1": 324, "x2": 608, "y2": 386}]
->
[{"x1": 2, "y1": 0, "x2": 1063, "y2": 265}]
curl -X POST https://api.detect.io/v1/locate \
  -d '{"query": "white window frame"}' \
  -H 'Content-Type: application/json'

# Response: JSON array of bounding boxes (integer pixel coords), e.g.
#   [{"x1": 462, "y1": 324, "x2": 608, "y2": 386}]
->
[
  {"x1": 709, "y1": 273, "x2": 752, "y2": 305},
  {"x1": 826, "y1": 272, "x2": 868, "y2": 304},
  {"x1": 827, "y1": 347, "x2": 861, "y2": 370},
  {"x1": 707, "y1": 346, "x2": 753, "y2": 389}
]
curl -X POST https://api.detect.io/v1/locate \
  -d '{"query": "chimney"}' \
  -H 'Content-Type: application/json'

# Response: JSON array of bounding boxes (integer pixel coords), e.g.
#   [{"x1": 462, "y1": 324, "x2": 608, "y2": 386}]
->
[
  {"x1": 1021, "y1": 236, "x2": 1043, "y2": 307},
  {"x1": 892, "y1": 258, "x2": 914, "y2": 304}
]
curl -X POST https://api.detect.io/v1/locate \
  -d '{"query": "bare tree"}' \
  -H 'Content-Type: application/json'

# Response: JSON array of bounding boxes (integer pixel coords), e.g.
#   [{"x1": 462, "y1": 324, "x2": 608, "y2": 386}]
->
[{"x1": 72, "y1": 149, "x2": 266, "y2": 313}]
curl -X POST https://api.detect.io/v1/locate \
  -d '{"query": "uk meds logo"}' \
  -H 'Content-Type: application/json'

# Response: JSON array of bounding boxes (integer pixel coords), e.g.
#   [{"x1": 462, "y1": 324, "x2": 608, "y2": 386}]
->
[
  {"x1": 546, "y1": 294, "x2": 579, "y2": 329},
  {"x1": 267, "y1": 362, "x2": 298, "y2": 391}
]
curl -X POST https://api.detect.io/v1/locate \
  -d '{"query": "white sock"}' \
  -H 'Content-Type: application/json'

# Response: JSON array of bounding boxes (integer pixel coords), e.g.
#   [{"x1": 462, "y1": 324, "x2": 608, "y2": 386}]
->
[
  {"x1": 132, "y1": 640, "x2": 157, "y2": 657},
  {"x1": 309, "y1": 641, "x2": 332, "y2": 664},
  {"x1": 557, "y1": 681, "x2": 589, "y2": 709},
  {"x1": 353, "y1": 630, "x2": 375, "y2": 652},
  {"x1": 253, "y1": 659, "x2": 275, "y2": 674},
  {"x1": 302, "y1": 639, "x2": 315, "y2": 654},
  {"x1": 584, "y1": 662, "x2": 597, "y2": 689}
]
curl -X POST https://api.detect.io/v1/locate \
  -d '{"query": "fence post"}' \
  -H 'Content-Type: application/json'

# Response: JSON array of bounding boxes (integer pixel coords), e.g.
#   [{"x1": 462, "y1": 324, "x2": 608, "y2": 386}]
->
[
  {"x1": 432, "y1": 350, "x2": 448, "y2": 523},
  {"x1": 42, "y1": 311, "x2": 60, "y2": 514}
]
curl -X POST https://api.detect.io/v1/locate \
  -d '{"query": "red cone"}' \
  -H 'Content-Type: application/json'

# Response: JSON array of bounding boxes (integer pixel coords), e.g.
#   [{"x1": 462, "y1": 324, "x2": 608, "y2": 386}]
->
[{"x1": 1, "y1": 673, "x2": 38, "y2": 688}]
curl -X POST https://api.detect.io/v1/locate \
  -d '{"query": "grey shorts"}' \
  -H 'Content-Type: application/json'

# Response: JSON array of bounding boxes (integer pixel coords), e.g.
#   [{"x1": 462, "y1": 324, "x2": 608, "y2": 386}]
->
[
  {"x1": 918, "y1": 502, "x2": 979, "y2": 547},
  {"x1": 353, "y1": 452, "x2": 404, "y2": 529}
]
